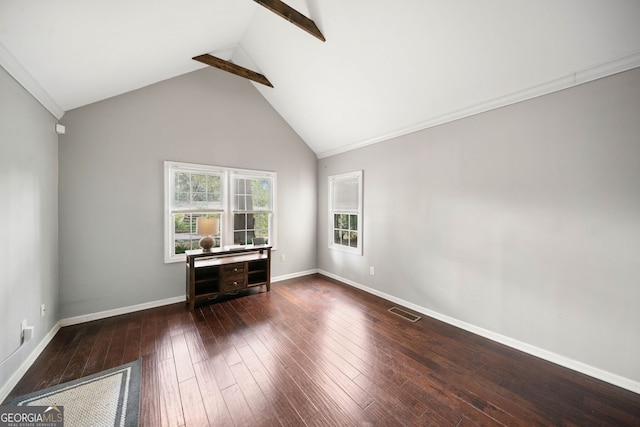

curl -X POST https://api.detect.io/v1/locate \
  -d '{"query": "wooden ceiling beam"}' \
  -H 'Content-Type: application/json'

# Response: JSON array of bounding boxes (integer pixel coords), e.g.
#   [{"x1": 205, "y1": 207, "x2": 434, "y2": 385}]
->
[
  {"x1": 192, "y1": 54, "x2": 273, "y2": 87},
  {"x1": 254, "y1": 0, "x2": 326, "y2": 42}
]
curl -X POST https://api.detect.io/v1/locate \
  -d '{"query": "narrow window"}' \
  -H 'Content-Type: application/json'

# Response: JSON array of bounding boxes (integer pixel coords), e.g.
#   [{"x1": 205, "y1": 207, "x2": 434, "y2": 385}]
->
[
  {"x1": 232, "y1": 173, "x2": 275, "y2": 246},
  {"x1": 329, "y1": 170, "x2": 363, "y2": 255}
]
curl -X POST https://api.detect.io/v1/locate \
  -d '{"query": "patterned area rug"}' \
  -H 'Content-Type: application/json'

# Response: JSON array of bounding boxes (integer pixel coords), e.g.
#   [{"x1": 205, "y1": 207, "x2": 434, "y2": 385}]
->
[{"x1": 3, "y1": 358, "x2": 141, "y2": 427}]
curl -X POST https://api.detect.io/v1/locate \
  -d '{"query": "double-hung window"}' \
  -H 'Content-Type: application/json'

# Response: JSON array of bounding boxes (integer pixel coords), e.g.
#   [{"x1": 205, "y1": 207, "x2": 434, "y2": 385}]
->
[
  {"x1": 165, "y1": 161, "x2": 276, "y2": 262},
  {"x1": 328, "y1": 170, "x2": 363, "y2": 255},
  {"x1": 232, "y1": 173, "x2": 274, "y2": 246}
]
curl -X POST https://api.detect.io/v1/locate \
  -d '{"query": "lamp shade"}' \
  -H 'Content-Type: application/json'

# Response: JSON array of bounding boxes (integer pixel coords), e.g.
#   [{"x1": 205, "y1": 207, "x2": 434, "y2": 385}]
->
[{"x1": 196, "y1": 217, "x2": 218, "y2": 236}]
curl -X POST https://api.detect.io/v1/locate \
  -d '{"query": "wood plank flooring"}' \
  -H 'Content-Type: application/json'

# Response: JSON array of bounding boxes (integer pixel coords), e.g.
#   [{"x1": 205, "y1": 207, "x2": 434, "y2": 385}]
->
[{"x1": 7, "y1": 274, "x2": 640, "y2": 426}]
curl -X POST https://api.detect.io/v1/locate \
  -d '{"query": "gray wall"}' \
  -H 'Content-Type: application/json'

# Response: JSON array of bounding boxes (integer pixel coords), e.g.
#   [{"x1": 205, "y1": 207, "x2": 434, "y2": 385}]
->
[
  {"x1": 0, "y1": 66, "x2": 59, "y2": 387},
  {"x1": 318, "y1": 68, "x2": 640, "y2": 386},
  {"x1": 59, "y1": 68, "x2": 317, "y2": 319}
]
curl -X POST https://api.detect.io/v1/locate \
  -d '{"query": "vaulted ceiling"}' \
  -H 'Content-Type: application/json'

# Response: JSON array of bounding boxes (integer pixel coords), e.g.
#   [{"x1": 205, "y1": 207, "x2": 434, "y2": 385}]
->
[{"x1": 2, "y1": 0, "x2": 640, "y2": 158}]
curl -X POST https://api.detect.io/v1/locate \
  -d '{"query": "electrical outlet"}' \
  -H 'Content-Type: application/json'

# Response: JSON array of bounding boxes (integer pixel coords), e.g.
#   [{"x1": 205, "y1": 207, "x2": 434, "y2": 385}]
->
[
  {"x1": 281, "y1": 254, "x2": 286, "y2": 262},
  {"x1": 23, "y1": 326, "x2": 34, "y2": 341},
  {"x1": 21, "y1": 319, "x2": 34, "y2": 342},
  {"x1": 369, "y1": 266, "x2": 375, "y2": 276},
  {"x1": 41, "y1": 303, "x2": 46, "y2": 318}
]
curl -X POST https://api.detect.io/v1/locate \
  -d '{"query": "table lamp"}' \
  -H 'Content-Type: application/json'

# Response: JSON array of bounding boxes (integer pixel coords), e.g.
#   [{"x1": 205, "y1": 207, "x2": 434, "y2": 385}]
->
[{"x1": 196, "y1": 217, "x2": 218, "y2": 252}]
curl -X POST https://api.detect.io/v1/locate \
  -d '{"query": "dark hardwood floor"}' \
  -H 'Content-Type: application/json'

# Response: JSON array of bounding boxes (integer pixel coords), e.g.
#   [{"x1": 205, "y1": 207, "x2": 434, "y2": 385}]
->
[{"x1": 7, "y1": 274, "x2": 640, "y2": 426}]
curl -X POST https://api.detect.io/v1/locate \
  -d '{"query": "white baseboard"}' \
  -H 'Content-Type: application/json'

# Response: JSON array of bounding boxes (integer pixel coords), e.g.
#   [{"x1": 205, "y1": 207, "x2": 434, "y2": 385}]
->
[
  {"x1": 272, "y1": 269, "x2": 319, "y2": 283},
  {"x1": 58, "y1": 269, "x2": 322, "y2": 328},
  {"x1": 1, "y1": 271, "x2": 317, "y2": 402},
  {"x1": 0, "y1": 322, "x2": 61, "y2": 403},
  {"x1": 58, "y1": 271, "x2": 322, "y2": 327},
  {"x1": 58, "y1": 270, "x2": 320, "y2": 327},
  {"x1": 14, "y1": 269, "x2": 632, "y2": 406},
  {"x1": 318, "y1": 269, "x2": 640, "y2": 395},
  {"x1": 59, "y1": 296, "x2": 186, "y2": 327}
]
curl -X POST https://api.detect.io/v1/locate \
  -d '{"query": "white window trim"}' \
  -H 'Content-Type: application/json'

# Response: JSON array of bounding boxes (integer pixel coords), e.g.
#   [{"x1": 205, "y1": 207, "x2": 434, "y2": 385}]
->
[
  {"x1": 230, "y1": 169, "x2": 277, "y2": 249},
  {"x1": 164, "y1": 161, "x2": 277, "y2": 263},
  {"x1": 328, "y1": 170, "x2": 363, "y2": 255}
]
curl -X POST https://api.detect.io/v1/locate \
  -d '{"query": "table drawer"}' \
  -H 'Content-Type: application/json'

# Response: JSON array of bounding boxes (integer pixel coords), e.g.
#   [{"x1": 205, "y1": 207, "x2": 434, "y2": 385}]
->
[
  {"x1": 221, "y1": 278, "x2": 245, "y2": 292},
  {"x1": 221, "y1": 262, "x2": 245, "y2": 292},
  {"x1": 222, "y1": 263, "x2": 245, "y2": 276}
]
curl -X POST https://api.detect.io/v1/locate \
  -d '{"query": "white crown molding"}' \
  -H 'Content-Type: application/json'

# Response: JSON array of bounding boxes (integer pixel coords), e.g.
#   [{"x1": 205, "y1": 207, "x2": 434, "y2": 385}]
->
[
  {"x1": 317, "y1": 269, "x2": 640, "y2": 395},
  {"x1": 0, "y1": 41, "x2": 64, "y2": 120},
  {"x1": 317, "y1": 50, "x2": 640, "y2": 159}
]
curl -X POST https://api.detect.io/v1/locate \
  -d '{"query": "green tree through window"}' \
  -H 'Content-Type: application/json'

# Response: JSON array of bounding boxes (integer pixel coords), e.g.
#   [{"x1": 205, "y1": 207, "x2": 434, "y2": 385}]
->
[{"x1": 165, "y1": 161, "x2": 276, "y2": 262}]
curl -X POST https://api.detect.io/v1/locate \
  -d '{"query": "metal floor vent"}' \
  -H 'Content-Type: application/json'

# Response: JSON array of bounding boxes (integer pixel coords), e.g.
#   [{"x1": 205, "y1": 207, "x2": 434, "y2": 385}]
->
[{"x1": 388, "y1": 307, "x2": 421, "y2": 322}]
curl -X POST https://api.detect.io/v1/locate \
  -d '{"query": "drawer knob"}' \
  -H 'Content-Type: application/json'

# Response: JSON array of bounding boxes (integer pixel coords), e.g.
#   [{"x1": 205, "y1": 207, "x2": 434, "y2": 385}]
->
[{"x1": 233, "y1": 281, "x2": 238, "y2": 286}]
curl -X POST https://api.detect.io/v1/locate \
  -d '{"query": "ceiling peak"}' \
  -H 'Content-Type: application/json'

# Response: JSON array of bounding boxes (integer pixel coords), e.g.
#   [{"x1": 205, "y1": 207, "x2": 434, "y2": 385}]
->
[{"x1": 253, "y1": 0, "x2": 325, "y2": 42}]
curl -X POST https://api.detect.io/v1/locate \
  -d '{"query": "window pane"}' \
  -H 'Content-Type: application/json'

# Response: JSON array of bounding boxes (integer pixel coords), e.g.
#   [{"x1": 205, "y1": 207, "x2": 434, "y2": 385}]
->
[
  {"x1": 176, "y1": 172, "x2": 190, "y2": 192},
  {"x1": 173, "y1": 213, "x2": 221, "y2": 254},
  {"x1": 207, "y1": 175, "x2": 221, "y2": 200},
  {"x1": 175, "y1": 172, "x2": 191, "y2": 208},
  {"x1": 234, "y1": 213, "x2": 246, "y2": 230},
  {"x1": 349, "y1": 215, "x2": 358, "y2": 231},
  {"x1": 234, "y1": 212, "x2": 271, "y2": 245},
  {"x1": 246, "y1": 213, "x2": 255, "y2": 229},
  {"x1": 176, "y1": 191, "x2": 190, "y2": 206},
  {"x1": 234, "y1": 178, "x2": 245, "y2": 194},
  {"x1": 332, "y1": 177, "x2": 359, "y2": 211},
  {"x1": 234, "y1": 179, "x2": 246, "y2": 210},
  {"x1": 174, "y1": 238, "x2": 198, "y2": 255},
  {"x1": 234, "y1": 176, "x2": 271, "y2": 211},
  {"x1": 174, "y1": 214, "x2": 190, "y2": 234},
  {"x1": 253, "y1": 213, "x2": 268, "y2": 235},
  {"x1": 234, "y1": 231, "x2": 246, "y2": 245},
  {"x1": 331, "y1": 214, "x2": 359, "y2": 249},
  {"x1": 234, "y1": 213, "x2": 248, "y2": 245},
  {"x1": 192, "y1": 174, "x2": 207, "y2": 192},
  {"x1": 250, "y1": 178, "x2": 270, "y2": 210},
  {"x1": 172, "y1": 170, "x2": 222, "y2": 210},
  {"x1": 173, "y1": 213, "x2": 196, "y2": 253}
]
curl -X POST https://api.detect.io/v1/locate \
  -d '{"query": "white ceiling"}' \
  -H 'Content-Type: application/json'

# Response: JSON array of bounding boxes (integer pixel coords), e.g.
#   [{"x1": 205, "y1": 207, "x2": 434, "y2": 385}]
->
[{"x1": 2, "y1": 0, "x2": 640, "y2": 158}]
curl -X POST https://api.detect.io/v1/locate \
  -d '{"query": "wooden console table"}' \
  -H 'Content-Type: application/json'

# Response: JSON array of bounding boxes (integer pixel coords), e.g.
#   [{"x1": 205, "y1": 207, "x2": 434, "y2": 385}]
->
[{"x1": 185, "y1": 246, "x2": 271, "y2": 311}]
